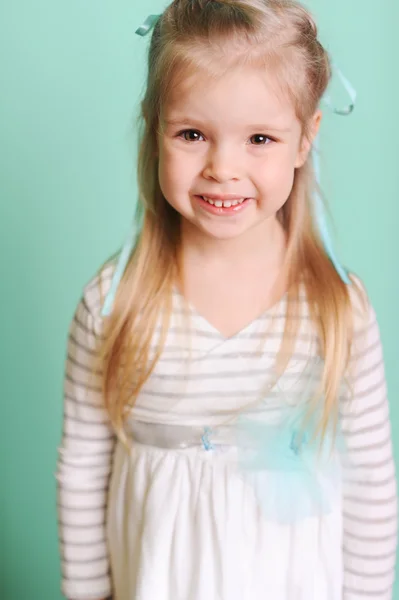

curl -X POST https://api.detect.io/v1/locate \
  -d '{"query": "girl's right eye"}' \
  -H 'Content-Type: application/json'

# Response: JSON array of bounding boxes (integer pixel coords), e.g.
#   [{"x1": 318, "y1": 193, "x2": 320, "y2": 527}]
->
[{"x1": 178, "y1": 129, "x2": 204, "y2": 142}]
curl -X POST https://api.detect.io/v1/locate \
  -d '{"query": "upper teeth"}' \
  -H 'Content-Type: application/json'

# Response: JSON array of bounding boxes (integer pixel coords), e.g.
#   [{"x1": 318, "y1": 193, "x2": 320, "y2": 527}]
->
[{"x1": 202, "y1": 196, "x2": 245, "y2": 207}]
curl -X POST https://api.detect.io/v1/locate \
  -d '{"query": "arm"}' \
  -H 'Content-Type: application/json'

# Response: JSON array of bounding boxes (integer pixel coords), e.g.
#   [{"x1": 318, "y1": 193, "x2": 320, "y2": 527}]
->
[
  {"x1": 341, "y1": 295, "x2": 397, "y2": 599},
  {"x1": 56, "y1": 292, "x2": 116, "y2": 600}
]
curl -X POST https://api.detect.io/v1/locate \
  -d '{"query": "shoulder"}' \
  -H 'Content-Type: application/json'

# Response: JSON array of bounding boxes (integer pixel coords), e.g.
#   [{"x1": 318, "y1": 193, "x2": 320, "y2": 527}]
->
[
  {"x1": 347, "y1": 272, "x2": 378, "y2": 336},
  {"x1": 71, "y1": 259, "x2": 117, "y2": 337},
  {"x1": 346, "y1": 273, "x2": 383, "y2": 369},
  {"x1": 298, "y1": 273, "x2": 375, "y2": 337},
  {"x1": 82, "y1": 259, "x2": 117, "y2": 319}
]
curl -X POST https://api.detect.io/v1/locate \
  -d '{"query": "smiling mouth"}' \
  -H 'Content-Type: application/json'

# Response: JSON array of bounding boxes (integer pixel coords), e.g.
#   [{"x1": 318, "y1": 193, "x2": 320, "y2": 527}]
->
[{"x1": 200, "y1": 196, "x2": 247, "y2": 208}]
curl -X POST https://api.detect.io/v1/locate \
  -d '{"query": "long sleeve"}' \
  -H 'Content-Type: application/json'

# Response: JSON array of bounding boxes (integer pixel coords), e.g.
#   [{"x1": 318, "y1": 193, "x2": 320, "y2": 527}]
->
[
  {"x1": 56, "y1": 289, "x2": 116, "y2": 600},
  {"x1": 341, "y1": 292, "x2": 397, "y2": 599}
]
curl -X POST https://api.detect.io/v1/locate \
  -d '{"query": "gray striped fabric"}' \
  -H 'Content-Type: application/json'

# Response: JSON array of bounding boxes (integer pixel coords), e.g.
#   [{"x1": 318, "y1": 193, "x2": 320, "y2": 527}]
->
[{"x1": 56, "y1": 265, "x2": 397, "y2": 600}]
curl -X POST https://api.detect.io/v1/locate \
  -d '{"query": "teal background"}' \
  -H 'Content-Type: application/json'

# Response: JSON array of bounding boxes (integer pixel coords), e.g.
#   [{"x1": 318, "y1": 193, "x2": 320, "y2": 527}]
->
[{"x1": 1, "y1": 0, "x2": 398, "y2": 598}]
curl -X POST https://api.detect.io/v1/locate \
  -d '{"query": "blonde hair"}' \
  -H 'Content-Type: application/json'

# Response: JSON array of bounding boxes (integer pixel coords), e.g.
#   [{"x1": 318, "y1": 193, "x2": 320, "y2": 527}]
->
[{"x1": 97, "y1": 0, "x2": 362, "y2": 442}]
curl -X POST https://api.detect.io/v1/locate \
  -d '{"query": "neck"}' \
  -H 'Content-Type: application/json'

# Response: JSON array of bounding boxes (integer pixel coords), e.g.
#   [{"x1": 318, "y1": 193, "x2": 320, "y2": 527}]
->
[{"x1": 180, "y1": 216, "x2": 287, "y2": 273}]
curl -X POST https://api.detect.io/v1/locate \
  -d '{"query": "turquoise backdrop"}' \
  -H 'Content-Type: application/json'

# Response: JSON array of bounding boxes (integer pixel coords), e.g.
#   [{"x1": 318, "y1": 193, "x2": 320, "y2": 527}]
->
[{"x1": 1, "y1": 0, "x2": 398, "y2": 598}]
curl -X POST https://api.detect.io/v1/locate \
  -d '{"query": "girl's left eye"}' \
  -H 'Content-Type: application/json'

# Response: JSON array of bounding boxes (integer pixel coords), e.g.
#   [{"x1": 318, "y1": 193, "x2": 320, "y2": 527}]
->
[{"x1": 249, "y1": 134, "x2": 273, "y2": 145}]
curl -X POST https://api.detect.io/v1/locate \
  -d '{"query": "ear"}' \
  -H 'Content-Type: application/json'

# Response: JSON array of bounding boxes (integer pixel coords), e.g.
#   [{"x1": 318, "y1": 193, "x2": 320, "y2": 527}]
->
[{"x1": 295, "y1": 109, "x2": 322, "y2": 168}]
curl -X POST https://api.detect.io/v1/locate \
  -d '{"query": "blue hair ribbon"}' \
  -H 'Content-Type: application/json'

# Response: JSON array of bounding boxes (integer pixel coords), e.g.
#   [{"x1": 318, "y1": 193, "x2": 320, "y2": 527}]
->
[
  {"x1": 101, "y1": 209, "x2": 143, "y2": 317},
  {"x1": 314, "y1": 64, "x2": 357, "y2": 284},
  {"x1": 135, "y1": 14, "x2": 161, "y2": 37},
  {"x1": 101, "y1": 13, "x2": 356, "y2": 316}
]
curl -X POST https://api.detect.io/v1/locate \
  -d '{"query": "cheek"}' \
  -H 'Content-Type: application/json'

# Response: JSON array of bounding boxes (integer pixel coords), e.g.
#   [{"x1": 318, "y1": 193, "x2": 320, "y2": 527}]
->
[
  {"x1": 158, "y1": 145, "x2": 199, "y2": 200},
  {"x1": 158, "y1": 147, "x2": 192, "y2": 208},
  {"x1": 253, "y1": 154, "x2": 295, "y2": 212},
  {"x1": 258, "y1": 153, "x2": 296, "y2": 196},
  {"x1": 158, "y1": 148, "x2": 177, "y2": 198}
]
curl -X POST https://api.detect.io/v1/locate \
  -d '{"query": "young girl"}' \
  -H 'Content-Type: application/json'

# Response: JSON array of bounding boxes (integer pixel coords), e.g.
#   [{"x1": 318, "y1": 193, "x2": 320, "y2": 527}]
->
[{"x1": 56, "y1": 1, "x2": 397, "y2": 599}]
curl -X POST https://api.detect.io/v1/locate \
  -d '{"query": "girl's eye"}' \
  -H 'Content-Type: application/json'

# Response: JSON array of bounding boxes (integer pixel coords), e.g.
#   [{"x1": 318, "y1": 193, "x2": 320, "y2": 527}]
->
[
  {"x1": 179, "y1": 130, "x2": 204, "y2": 142},
  {"x1": 177, "y1": 130, "x2": 274, "y2": 145},
  {"x1": 250, "y1": 134, "x2": 273, "y2": 145}
]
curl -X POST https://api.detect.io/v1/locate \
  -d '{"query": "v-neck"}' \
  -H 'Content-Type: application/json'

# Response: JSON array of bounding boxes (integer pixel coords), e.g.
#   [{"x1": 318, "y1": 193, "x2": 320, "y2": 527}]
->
[{"x1": 173, "y1": 286, "x2": 288, "y2": 343}]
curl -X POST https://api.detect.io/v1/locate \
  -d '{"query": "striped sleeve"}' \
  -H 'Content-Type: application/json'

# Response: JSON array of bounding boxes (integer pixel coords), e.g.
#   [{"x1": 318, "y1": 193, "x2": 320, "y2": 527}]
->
[
  {"x1": 56, "y1": 289, "x2": 116, "y2": 600},
  {"x1": 341, "y1": 291, "x2": 397, "y2": 599}
]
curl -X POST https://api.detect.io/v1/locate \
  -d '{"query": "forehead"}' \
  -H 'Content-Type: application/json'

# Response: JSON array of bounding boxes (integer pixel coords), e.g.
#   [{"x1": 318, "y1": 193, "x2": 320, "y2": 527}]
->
[{"x1": 162, "y1": 65, "x2": 298, "y2": 131}]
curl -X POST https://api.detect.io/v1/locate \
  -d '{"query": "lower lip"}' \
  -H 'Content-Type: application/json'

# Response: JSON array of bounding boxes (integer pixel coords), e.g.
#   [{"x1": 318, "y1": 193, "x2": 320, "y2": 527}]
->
[{"x1": 195, "y1": 196, "x2": 251, "y2": 215}]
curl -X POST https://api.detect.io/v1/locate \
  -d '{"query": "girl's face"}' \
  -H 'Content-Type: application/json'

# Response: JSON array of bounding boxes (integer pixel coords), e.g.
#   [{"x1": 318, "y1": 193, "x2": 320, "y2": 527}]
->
[{"x1": 158, "y1": 64, "x2": 320, "y2": 243}]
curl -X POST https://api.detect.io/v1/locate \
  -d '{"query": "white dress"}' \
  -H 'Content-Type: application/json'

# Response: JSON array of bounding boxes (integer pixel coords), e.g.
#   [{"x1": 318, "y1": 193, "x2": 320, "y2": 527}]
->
[
  {"x1": 57, "y1": 265, "x2": 397, "y2": 600},
  {"x1": 107, "y1": 437, "x2": 342, "y2": 600}
]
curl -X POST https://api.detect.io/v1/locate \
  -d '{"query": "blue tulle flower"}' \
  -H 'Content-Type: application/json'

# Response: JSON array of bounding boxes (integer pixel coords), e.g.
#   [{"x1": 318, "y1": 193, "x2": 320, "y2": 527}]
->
[
  {"x1": 235, "y1": 410, "x2": 343, "y2": 523},
  {"x1": 231, "y1": 361, "x2": 346, "y2": 524}
]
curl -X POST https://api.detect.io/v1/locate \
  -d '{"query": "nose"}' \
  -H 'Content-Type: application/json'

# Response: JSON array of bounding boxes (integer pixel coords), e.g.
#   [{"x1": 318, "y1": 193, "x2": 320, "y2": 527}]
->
[{"x1": 202, "y1": 144, "x2": 241, "y2": 183}]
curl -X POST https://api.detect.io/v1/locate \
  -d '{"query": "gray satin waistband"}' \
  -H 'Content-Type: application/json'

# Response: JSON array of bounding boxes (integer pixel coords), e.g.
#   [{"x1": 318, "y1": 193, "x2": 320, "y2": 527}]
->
[{"x1": 128, "y1": 420, "x2": 236, "y2": 450}]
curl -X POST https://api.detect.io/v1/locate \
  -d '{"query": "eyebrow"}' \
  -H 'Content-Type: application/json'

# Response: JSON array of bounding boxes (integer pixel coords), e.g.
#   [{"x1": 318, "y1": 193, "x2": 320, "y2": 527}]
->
[{"x1": 163, "y1": 117, "x2": 291, "y2": 133}]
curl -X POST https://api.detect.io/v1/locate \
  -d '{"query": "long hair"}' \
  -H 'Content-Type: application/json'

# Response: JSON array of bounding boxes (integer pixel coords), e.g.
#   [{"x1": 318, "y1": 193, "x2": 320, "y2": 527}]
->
[{"x1": 97, "y1": 0, "x2": 362, "y2": 442}]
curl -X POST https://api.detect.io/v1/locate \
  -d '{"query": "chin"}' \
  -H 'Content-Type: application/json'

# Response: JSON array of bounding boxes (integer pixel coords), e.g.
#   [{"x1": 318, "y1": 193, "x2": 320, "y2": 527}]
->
[{"x1": 196, "y1": 223, "x2": 254, "y2": 241}]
